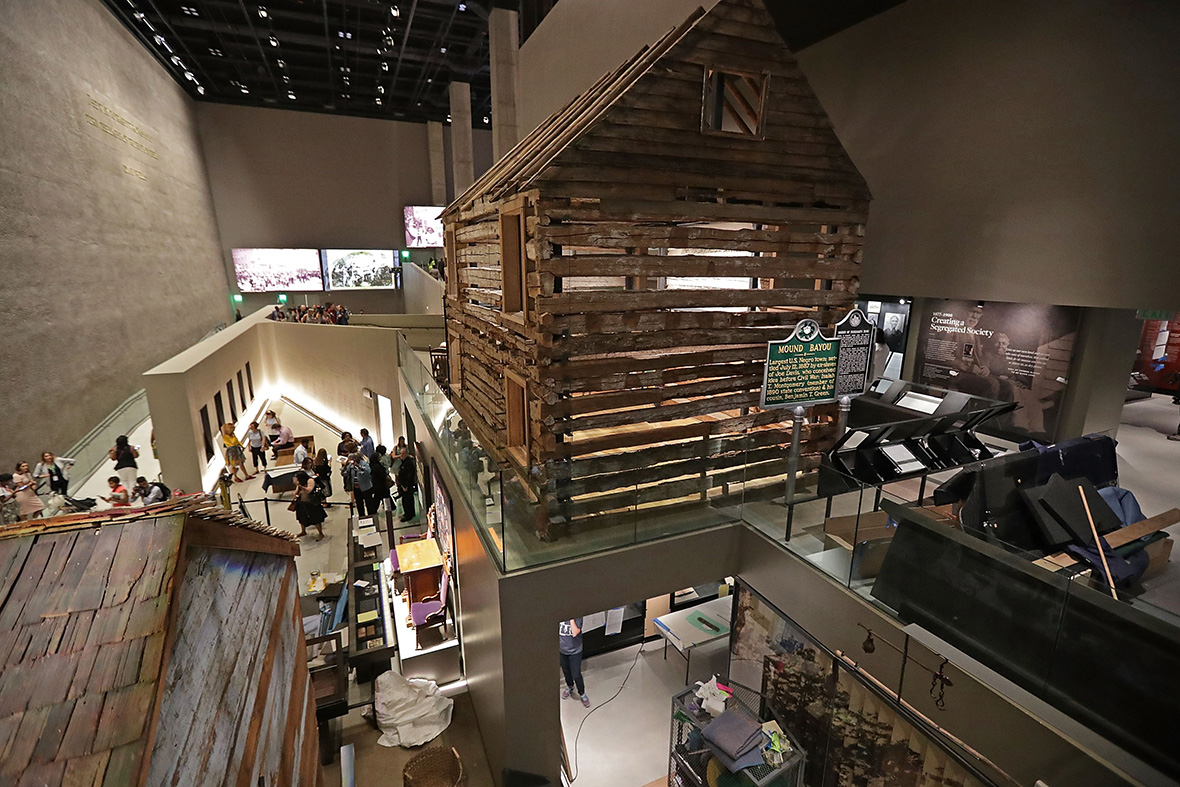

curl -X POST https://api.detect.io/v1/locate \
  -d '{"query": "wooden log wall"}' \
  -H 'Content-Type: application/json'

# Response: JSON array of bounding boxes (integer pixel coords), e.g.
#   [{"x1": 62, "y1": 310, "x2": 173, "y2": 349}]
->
[{"x1": 444, "y1": 0, "x2": 870, "y2": 534}]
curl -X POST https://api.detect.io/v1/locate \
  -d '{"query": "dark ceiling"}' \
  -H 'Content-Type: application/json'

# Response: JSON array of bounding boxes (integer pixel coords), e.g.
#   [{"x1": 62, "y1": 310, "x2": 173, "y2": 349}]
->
[{"x1": 102, "y1": 0, "x2": 903, "y2": 126}]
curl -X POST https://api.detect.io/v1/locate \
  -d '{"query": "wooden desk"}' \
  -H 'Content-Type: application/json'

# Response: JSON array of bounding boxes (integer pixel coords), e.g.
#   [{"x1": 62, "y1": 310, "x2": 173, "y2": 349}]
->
[{"x1": 396, "y1": 539, "x2": 444, "y2": 606}]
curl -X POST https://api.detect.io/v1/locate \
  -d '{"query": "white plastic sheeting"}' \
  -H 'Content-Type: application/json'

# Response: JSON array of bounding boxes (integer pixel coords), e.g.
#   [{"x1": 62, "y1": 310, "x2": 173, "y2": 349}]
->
[{"x1": 372, "y1": 670, "x2": 454, "y2": 748}]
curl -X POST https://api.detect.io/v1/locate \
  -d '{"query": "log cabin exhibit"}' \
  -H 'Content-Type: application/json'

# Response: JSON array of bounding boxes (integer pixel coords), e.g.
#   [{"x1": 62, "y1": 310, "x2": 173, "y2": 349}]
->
[
  {"x1": 441, "y1": 0, "x2": 871, "y2": 541},
  {"x1": 0, "y1": 499, "x2": 321, "y2": 786}
]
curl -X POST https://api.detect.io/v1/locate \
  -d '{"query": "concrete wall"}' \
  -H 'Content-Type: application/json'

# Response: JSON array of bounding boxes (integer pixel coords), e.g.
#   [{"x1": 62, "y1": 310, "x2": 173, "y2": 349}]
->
[
  {"x1": 145, "y1": 313, "x2": 405, "y2": 492},
  {"x1": 144, "y1": 309, "x2": 273, "y2": 493},
  {"x1": 0, "y1": 0, "x2": 230, "y2": 464},
  {"x1": 797, "y1": 0, "x2": 1180, "y2": 310},
  {"x1": 350, "y1": 313, "x2": 446, "y2": 350},
  {"x1": 402, "y1": 263, "x2": 446, "y2": 316},
  {"x1": 517, "y1": 0, "x2": 717, "y2": 134},
  {"x1": 197, "y1": 103, "x2": 434, "y2": 315},
  {"x1": 266, "y1": 323, "x2": 403, "y2": 445}
]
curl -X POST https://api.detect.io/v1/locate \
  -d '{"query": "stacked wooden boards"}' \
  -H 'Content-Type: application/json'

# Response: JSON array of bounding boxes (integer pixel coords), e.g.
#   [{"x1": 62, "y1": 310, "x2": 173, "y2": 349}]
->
[
  {"x1": 441, "y1": 0, "x2": 870, "y2": 536},
  {"x1": 0, "y1": 498, "x2": 320, "y2": 786}
]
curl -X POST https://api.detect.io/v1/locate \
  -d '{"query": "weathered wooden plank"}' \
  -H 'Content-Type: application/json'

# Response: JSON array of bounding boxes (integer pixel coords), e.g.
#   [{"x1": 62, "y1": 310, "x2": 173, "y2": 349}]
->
[
  {"x1": 559, "y1": 144, "x2": 864, "y2": 185},
  {"x1": 549, "y1": 327, "x2": 823, "y2": 356},
  {"x1": 556, "y1": 390, "x2": 763, "y2": 433},
  {"x1": 537, "y1": 286, "x2": 853, "y2": 314},
  {"x1": 552, "y1": 425, "x2": 810, "y2": 479},
  {"x1": 542, "y1": 346, "x2": 768, "y2": 383},
  {"x1": 537, "y1": 222, "x2": 861, "y2": 251},
  {"x1": 542, "y1": 253, "x2": 859, "y2": 280},
  {"x1": 542, "y1": 373, "x2": 763, "y2": 418},
  {"x1": 537, "y1": 198, "x2": 868, "y2": 227}
]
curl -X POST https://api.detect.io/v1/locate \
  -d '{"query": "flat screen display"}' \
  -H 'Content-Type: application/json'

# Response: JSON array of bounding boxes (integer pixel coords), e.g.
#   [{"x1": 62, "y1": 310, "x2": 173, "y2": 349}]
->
[
  {"x1": 232, "y1": 248, "x2": 323, "y2": 292},
  {"x1": 404, "y1": 206, "x2": 445, "y2": 248},
  {"x1": 321, "y1": 249, "x2": 399, "y2": 290}
]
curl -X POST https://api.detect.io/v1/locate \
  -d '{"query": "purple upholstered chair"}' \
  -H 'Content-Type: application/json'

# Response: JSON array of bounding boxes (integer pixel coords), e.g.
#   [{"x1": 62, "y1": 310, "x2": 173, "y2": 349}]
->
[{"x1": 410, "y1": 573, "x2": 449, "y2": 649}]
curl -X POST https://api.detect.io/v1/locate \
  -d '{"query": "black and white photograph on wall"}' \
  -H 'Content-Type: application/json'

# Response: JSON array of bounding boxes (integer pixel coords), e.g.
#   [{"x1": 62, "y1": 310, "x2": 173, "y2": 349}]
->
[
  {"x1": 857, "y1": 298, "x2": 911, "y2": 380},
  {"x1": 913, "y1": 299, "x2": 1079, "y2": 441},
  {"x1": 321, "y1": 249, "x2": 398, "y2": 290},
  {"x1": 730, "y1": 583, "x2": 994, "y2": 787},
  {"x1": 232, "y1": 248, "x2": 323, "y2": 292},
  {"x1": 403, "y1": 206, "x2": 445, "y2": 248}
]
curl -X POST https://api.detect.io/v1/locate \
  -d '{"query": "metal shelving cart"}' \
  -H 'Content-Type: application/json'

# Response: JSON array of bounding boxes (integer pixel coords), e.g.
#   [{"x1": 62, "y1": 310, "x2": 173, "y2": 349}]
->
[{"x1": 669, "y1": 682, "x2": 804, "y2": 787}]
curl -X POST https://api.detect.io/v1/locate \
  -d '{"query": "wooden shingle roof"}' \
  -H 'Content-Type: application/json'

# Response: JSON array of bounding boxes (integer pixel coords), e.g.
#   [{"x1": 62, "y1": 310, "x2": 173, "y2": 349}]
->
[{"x1": 0, "y1": 498, "x2": 296, "y2": 784}]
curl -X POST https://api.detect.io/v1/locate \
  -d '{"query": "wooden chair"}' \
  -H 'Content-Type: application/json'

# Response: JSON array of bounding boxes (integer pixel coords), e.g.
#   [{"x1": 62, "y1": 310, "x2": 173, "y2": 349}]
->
[
  {"x1": 403, "y1": 746, "x2": 466, "y2": 787},
  {"x1": 306, "y1": 632, "x2": 348, "y2": 765}
]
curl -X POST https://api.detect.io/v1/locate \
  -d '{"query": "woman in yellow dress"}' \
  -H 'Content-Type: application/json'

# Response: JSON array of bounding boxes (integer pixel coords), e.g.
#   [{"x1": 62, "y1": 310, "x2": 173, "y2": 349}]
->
[{"x1": 220, "y1": 423, "x2": 254, "y2": 483}]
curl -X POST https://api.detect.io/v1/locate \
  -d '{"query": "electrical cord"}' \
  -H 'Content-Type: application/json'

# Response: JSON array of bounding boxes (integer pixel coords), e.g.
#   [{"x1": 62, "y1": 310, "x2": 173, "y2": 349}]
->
[{"x1": 568, "y1": 641, "x2": 647, "y2": 783}]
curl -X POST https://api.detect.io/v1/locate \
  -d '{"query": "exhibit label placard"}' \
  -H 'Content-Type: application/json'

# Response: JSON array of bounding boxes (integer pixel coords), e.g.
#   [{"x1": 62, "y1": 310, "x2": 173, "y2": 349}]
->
[
  {"x1": 834, "y1": 308, "x2": 874, "y2": 397},
  {"x1": 762, "y1": 319, "x2": 840, "y2": 408}
]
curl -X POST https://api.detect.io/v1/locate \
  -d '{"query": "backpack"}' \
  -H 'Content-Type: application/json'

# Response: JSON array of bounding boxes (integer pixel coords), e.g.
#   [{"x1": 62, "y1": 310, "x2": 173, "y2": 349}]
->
[{"x1": 152, "y1": 482, "x2": 172, "y2": 501}]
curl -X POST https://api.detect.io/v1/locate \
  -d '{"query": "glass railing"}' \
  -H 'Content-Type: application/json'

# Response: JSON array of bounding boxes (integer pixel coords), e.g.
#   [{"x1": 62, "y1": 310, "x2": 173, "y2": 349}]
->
[{"x1": 63, "y1": 388, "x2": 151, "y2": 489}]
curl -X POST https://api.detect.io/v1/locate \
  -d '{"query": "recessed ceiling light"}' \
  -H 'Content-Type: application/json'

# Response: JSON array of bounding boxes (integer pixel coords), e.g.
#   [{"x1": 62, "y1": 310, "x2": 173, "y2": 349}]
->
[
  {"x1": 133, "y1": 11, "x2": 145, "y2": 19},
  {"x1": 282, "y1": 75, "x2": 290, "y2": 83},
  {"x1": 381, "y1": 61, "x2": 388, "y2": 71},
  {"x1": 376, "y1": 97, "x2": 382, "y2": 105},
  {"x1": 184, "y1": 71, "x2": 194, "y2": 81},
  {"x1": 209, "y1": 48, "x2": 223, "y2": 57},
  {"x1": 377, "y1": 85, "x2": 385, "y2": 94},
  {"x1": 257, "y1": 5, "x2": 268, "y2": 18},
  {"x1": 153, "y1": 34, "x2": 165, "y2": 45},
  {"x1": 196, "y1": 85, "x2": 206, "y2": 95},
  {"x1": 288, "y1": 91, "x2": 296, "y2": 99},
  {"x1": 170, "y1": 55, "x2": 182, "y2": 65},
  {"x1": 269, "y1": 35, "x2": 278, "y2": 46},
  {"x1": 458, "y1": 2, "x2": 466, "y2": 10},
  {"x1": 439, "y1": 46, "x2": 447, "y2": 54},
  {"x1": 446, "y1": 114, "x2": 452, "y2": 123},
  {"x1": 391, "y1": 5, "x2": 400, "y2": 18},
  {"x1": 426, "y1": 77, "x2": 432, "y2": 83},
  {"x1": 180, "y1": 5, "x2": 198, "y2": 16},
  {"x1": 483, "y1": 115, "x2": 489, "y2": 123},
  {"x1": 276, "y1": 59, "x2": 285, "y2": 68}
]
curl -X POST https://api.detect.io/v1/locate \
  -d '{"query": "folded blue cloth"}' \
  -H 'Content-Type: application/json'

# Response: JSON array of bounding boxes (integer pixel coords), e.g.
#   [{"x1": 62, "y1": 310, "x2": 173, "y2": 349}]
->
[{"x1": 703, "y1": 708, "x2": 762, "y2": 760}]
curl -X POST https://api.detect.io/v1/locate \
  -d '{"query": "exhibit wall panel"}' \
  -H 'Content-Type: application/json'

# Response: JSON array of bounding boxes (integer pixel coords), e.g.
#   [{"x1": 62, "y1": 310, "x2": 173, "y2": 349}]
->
[
  {"x1": 0, "y1": 0, "x2": 230, "y2": 464},
  {"x1": 398, "y1": 373, "x2": 507, "y2": 783},
  {"x1": 735, "y1": 527, "x2": 1143, "y2": 787},
  {"x1": 265, "y1": 322, "x2": 403, "y2": 441},
  {"x1": 144, "y1": 309, "x2": 274, "y2": 492},
  {"x1": 496, "y1": 525, "x2": 745, "y2": 781},
  {"x1": 796, "y1": 0, "x2": 1180, "y2": 310}
]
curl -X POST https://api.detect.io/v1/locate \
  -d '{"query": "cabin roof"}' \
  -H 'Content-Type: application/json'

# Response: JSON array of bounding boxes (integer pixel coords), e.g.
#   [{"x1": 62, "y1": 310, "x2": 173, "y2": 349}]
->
[
  {"x1": 0, "y1": 498, "x2": 296, "y2": 783},
  {"x1": 444, "y1": 0, "x2": 868, "y2": 218}
]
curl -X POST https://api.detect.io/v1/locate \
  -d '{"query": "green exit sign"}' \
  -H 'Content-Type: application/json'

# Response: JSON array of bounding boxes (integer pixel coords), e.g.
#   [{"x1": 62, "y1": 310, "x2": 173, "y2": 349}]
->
[{"x1": 1137, "y1": 309, "x2": 1176, "y2": 321}]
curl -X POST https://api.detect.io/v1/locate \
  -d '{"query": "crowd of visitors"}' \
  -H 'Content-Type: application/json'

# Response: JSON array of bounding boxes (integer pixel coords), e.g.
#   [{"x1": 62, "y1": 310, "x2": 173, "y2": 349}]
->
[
  {"x1": 1, "y1": 434, "x2": 160, "y2": 525},
  {"x1": 266, "y1": 302, "x2": 351, "y2": 325}
]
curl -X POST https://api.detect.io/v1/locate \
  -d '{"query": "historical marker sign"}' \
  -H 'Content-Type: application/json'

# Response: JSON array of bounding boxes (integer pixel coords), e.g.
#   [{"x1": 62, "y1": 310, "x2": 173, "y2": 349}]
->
[
  {"x1": 834, "y1": 308, "x2": 875, "y2": 397},
  {"x1": 762, "y1": 319, "x2": 841, "y2": 408}
]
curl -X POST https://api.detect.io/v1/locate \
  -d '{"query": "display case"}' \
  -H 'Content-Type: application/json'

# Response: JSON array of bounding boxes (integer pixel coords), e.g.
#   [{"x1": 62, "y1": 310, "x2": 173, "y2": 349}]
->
[
  {"x1": 346, "y1": 514, "x2": 397, "y2": 683},
  {"x1": 669, "y1": 682, "x2": 804, "y2": 787}
]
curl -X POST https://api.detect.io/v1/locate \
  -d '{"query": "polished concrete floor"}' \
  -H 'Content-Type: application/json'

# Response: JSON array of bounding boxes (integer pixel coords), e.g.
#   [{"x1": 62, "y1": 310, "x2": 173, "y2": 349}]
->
[{"x1": 560, "y1": 636, "x2": 728, "y2": 787}]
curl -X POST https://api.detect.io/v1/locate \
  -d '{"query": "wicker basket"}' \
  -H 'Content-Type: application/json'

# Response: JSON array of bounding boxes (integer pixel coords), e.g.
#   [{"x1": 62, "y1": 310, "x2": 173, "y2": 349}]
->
[{"x1": 403, "y1": 746, "x2": 466, "y2": 787}]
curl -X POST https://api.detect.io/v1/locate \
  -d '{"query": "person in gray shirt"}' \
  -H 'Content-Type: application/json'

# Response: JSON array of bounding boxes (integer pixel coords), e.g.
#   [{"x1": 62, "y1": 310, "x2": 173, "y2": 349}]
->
[{"x1": 559, "y1": 618, "x2": 589, "y2": 707}]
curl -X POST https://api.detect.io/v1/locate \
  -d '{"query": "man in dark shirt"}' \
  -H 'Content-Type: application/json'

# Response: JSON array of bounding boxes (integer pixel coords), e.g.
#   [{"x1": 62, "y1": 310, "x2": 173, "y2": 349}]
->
[
  {"x1": 396, "y1": 446, "x2": 419, "y2": 522},
  {"x1": 559, "y1": 618, "x2": 590, "y2": 707}
]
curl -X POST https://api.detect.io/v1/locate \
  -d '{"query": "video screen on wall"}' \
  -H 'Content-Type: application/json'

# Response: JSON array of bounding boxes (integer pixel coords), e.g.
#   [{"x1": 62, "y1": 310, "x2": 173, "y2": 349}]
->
[
  {"x1": 232, "y1": 248, "x2": 323, "y2": 292},
  {"x1": 321, "y1": 249, "x2": 399, "y2": 290},
  {"x1": 912, "y1": 298, "x2": 1079, "y2": 441},
  {"x1": 857, "y1": 297, "x2": 911, "y2": 380},
  {"x1": 1131, "y1": 319, "x2": 1180, "y2": 394},
  {"x1": 404, "y1": 206, "x2": 445, "y2": 248}
]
